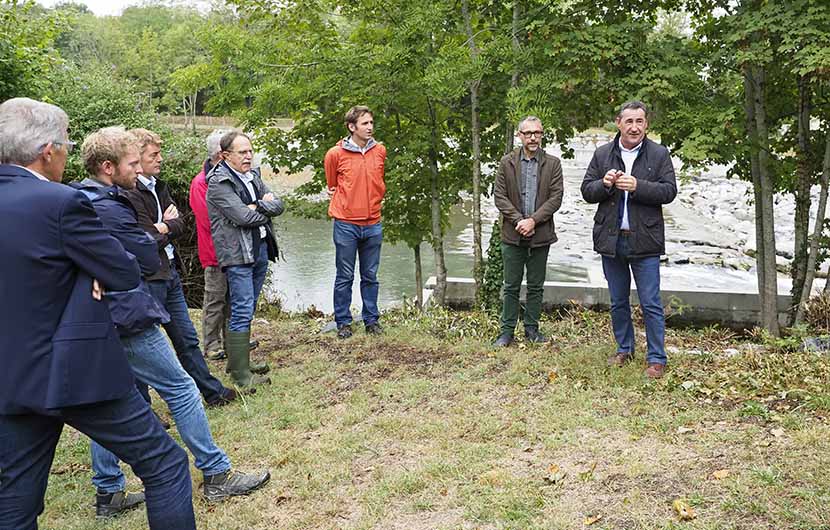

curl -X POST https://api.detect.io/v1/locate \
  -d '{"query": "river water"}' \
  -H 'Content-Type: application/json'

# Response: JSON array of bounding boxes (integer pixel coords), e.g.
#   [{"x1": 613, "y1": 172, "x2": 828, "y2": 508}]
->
[{"x1": 261, "y1": 135, "x2": 816, "y2": 313}]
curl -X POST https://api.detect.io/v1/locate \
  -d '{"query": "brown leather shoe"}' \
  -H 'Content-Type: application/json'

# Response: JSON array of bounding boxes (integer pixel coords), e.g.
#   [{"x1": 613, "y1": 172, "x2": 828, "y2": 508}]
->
[
  {"x1": 607, "y1": 352, "x2": 634, "y2": 367},
  {"x1": 645, "y1": 363, "x2": 666, "y2": 379}
]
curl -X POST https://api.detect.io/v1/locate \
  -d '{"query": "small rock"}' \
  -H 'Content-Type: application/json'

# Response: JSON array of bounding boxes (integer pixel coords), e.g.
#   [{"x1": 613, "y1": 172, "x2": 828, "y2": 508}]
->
[{"x1": 801, "y1": 337, "x2": 830, "y2": 352}]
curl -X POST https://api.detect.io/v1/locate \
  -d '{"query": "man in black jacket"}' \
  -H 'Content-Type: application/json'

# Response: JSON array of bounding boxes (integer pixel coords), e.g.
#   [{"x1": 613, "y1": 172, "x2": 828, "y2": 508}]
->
[
  {"x1": 581, "y1": 101, "x2": 677, "y2": 379},
  {"x1": 123, "y1": 128, "x2": 237, "y2": 407}
]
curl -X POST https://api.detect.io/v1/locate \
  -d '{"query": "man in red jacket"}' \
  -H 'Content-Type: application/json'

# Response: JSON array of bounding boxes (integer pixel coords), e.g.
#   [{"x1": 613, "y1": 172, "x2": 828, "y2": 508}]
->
[
  {"x1": 189, "y1": 129, "x2": 229, "y2": 359},
  {"x1": 324, "y1": 106, "x2": 387, "y2": 339}
]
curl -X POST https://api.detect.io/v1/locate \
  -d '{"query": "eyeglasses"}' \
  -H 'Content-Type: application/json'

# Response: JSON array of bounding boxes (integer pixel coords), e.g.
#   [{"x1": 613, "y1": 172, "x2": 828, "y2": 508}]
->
[
  {"x1": 226, "y1": 149, "x2": 253, "y2": 156},
  {"x1": 519, "y1": 130, "x2": 543, "y2": 138},
  {"x1": 40, "y1": 141, "x2": 77, "y2": 153}
]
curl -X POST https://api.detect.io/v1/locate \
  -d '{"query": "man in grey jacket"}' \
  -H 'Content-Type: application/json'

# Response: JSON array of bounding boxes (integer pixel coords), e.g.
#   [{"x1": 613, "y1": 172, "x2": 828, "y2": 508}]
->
[
  {"x1": 207, "y1": 132, "x2": 283, "y2": 388},
  {"x1": 493, "y1": 116, "x2": 564, "y2": 347}
]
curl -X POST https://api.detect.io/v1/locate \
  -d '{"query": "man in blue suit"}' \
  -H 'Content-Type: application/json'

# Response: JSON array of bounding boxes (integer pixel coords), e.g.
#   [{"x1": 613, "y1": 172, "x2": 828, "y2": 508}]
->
[{"x1": 0, "y1": 98, "x2": 196, "y2": 530}]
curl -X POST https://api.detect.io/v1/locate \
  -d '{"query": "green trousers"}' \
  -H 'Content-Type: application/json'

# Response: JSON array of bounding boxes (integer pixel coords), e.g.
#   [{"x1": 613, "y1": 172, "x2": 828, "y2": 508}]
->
[{"x1": 500, "y1": 242, "x2": 550, "y2": 335}]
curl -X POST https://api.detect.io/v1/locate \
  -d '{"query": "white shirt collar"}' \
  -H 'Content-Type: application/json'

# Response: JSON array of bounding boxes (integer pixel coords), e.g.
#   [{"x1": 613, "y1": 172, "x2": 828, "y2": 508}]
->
[
  {"x1": 618, "y1": 139, "x2": 642, "y2": 153},
  {"x1": 13, "y1": 164, "x2": 50, "y2": 182},
  {"x1": 138, "y1": 174, "x2": 156, "y2": 188}
]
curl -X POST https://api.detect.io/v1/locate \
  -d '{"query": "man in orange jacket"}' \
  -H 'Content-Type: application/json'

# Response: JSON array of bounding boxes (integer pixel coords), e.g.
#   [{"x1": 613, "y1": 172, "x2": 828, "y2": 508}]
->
[{"x1": 324, "y1": 106, "x2": 387, "y2": 339}]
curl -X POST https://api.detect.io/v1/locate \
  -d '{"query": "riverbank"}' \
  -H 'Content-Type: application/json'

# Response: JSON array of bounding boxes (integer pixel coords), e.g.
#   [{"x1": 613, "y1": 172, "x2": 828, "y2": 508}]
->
[
  {"x1": 41, "y1": 307, "x2": 830, "y2": 529},
  {"x1": 261, "y1": 133, "x2": 825, "y2": 313}
]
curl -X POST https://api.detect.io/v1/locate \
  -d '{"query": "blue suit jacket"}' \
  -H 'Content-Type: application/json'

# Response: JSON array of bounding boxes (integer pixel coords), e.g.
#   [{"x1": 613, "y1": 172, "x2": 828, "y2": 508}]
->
[{"x1": 0, "y1": 165, "x2": 141, "y2": 414}]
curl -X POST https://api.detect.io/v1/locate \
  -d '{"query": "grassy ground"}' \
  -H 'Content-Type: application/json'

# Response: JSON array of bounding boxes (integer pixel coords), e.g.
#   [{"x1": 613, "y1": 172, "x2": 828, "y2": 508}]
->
[{"x1": 40, "y1": 305, "x2": 830, "y2": 530}]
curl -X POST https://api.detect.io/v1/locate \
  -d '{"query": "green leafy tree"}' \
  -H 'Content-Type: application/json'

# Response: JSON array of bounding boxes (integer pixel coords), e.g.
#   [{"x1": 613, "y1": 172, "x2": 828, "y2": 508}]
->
[{"x1": 0, "y1": 0, "x2": 63, "y2": 101}]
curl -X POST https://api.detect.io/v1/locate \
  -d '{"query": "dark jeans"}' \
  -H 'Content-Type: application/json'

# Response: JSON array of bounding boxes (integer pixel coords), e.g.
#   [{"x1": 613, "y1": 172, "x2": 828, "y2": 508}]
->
[
  {"x1": 225, "y1": 241, "x2": 270, "y2": 333},
  {"x1": 500, "y1": 242, "x2": 550, "y2": 335},
  {"x1": 0, "y1": 389, "x2": 195, "y2": 530},
  {"x1": 601, "y1": 234, "x2": 667, "y2": 365},
  {"x1": 333, "y1": 220, "x2": 383, "y2": 327},
  {"x1": 147, "y1": 265, "x2": 229, "y2": 405}
]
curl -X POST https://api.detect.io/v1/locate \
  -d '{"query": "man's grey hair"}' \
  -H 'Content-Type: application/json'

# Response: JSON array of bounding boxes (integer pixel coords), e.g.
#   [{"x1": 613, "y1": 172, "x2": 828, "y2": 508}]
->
[
  {"x1": 616, "y1": 100, "x2": 649, "y2": 120},
  {"x1": 517, "y1": 115, "x2": 542, "y2": 132},
  {"x1": 0, "y1": 98, "x2": 69, "y2": 166},
  {"x1": 206, "y1": 129, "x2": 229, "y2": 158}
]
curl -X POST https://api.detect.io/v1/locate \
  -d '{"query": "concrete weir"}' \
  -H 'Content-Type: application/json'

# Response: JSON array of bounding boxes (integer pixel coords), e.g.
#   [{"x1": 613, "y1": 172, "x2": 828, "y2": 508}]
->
[{"x1": 424, "y1": 276, "x2": 792, "y2": 329}]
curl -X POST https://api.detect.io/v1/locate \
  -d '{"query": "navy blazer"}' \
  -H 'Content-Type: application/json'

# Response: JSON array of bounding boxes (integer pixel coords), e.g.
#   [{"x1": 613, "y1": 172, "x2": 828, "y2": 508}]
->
[{"x1": 0, "y1": 165, "x2": 140, "y2": 414}]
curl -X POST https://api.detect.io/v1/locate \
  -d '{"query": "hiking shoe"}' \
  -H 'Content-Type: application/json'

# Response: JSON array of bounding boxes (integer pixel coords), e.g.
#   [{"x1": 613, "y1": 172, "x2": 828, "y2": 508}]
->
[
  {"x1": 95, "y1": 490, "x2": 145, "y2": 518},
  {"x1": 524, "y1": 328, "x2": 548, "y2": 344},
  {"x1": 337, "y1": 324, "x2": 353, "y2": 339},
  {"x1": 203, "y1": 469, "x2": 271, "y2": 502},
  {"x1": 493, "y1": 333, "x2": 514, "y2": 347},
  {"x1": 365, "y1": 323, "x2": 383, "y2": 335},
  {"x1": 645, "y1": 363, "x2": 666, "y2": 379},
  {"x1": 607, "y1": 352, "x2": 634, "y2": 367}
]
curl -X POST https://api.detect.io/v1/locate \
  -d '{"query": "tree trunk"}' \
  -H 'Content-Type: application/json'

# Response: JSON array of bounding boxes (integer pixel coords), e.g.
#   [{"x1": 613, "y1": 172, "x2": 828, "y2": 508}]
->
[
  {"x1": 797, "y1": 132, "x2": 830, "y2": 318},
  {"x1": 790, "y1": 74, "x2": 812, "y2": 323},
  {"x1": 462, "y1": 0, "x2": 484, "y2": 299},
  {"x1": 428, "y1": 100, "x2": 447, "y2": 305},
  {"x1": 750, "y1": 64, "x2": 780, "y2": 335},
  {"x1": 414, "y1": 244, "x2": 424, "y2": 309},
  {"x1": 503, "y1": 0, "x2": 521, "y2": 155}
]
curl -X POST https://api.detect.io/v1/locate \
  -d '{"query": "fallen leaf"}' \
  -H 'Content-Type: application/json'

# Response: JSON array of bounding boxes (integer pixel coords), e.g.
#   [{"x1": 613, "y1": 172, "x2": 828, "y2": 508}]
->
[
  {"x1": 712, "y1": 469, "x2": 730, "y2": 480},
  {"x1": 548, "y1": 369, "x2": 559, "y2": 383},
  {"x1": 578, "y1": 462, "x2": 597, "y2": 482},
  {"x1": 543, "y1": 463, "x2": 567, "y2": 485},
  {"x1": 673, "y1": 499, "x2": 697, "y2": 521},
  {"x1": 770, "y1": 428, "x2": 785, "y2": 438},
  {"x1": 677, "y1": 426, "x2": 695, "y2": 435},
  {"x1": 584, "y1": 514, "x2": 602, "y2": 525}
]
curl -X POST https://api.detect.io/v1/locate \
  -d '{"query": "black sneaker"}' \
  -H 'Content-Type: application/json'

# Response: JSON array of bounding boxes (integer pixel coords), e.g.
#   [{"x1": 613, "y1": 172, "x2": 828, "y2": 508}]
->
[
  {"x1": 365, "y1": 323, "x2": 383, "y2": 335},
  {"x1": 203, "y1": 469, "x2": 271, "y2": 502},
  {"x1": 524, "y1": 328, "x2": 548, "y2": 344},
  {"x1": 206, "y1": 388, "x2": 239, "y2": 408},
  {"x1": 337, "y1": 324, "x2": 353, "y2": 339},
  {"x1": 493, "y1": 333, "x2": 514, "y2": 347},
  {"x1": 95, "y1": 490, "x2": 145, "y2": 518},
  {"x1": 207, "y1": 349, "x2": 226, "y2": 361}
]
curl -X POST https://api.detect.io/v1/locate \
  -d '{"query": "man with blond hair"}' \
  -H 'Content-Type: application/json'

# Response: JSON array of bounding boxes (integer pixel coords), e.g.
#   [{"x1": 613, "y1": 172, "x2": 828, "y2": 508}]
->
[
  {"x1": 122, "y1": 128, "x2": 237, "y2": 406},
  {"x1": 73, "y1": 127, "x2": 270, "y2": 512},
  {"x1": 0, "y1": 100, "x2": 196, "y2": 529}
]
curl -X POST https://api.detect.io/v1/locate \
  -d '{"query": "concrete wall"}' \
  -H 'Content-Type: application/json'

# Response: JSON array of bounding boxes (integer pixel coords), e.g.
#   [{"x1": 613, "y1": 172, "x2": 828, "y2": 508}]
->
[{"x1": 425, "y1": 277, "x2": 792, "y2": 329}]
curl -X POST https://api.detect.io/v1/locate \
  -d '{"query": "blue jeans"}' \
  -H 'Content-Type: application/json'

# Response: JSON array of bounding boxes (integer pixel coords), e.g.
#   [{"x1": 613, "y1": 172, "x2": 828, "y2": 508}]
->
[
  {"x1": 333, "y1": 220, "x2": 383, "y2": 327},
  {"x1": 0, "y1": 389, "x2": 195, "y2": 530},
  {"x1": 225, "y1": 241, "x2": 270, "y2": 332},
  {"x1": 91, "y1": 326, "x2": 231, "y2": 492},
  {"x1": 601, "y1": 235, "x2": 667, "y2": 365},
  {"x1": 147, "y1": 265, "x2": 229, "y2": 405}
]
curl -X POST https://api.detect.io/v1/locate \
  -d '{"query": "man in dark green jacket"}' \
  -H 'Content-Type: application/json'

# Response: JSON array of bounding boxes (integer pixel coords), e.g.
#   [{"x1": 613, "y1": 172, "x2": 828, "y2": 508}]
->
[{"x1": 493, "y1": 116, "x2": 564, "y2": 346}]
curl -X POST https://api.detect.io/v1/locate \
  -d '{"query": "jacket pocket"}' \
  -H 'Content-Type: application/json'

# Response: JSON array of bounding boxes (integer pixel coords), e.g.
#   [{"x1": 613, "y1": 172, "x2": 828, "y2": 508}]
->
[{"x1": 53, "y1": 322, "x2": 111, "y2": 341}]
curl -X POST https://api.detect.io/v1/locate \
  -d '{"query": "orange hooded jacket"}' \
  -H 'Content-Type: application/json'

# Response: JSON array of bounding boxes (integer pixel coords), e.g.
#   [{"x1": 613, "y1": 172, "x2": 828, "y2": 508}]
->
[{"x1": 324, "y1": 139, "x2": 387, "y2": 225}]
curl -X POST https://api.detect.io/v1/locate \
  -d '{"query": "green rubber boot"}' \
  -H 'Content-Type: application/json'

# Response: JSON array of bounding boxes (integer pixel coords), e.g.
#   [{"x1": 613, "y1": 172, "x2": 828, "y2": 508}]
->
[
  {"x1": 224, "y1": 329, "x2": 269, "y2": 375},
  {"x1": 226, "y1": 331, "x2": 270, "y2": 387}
]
